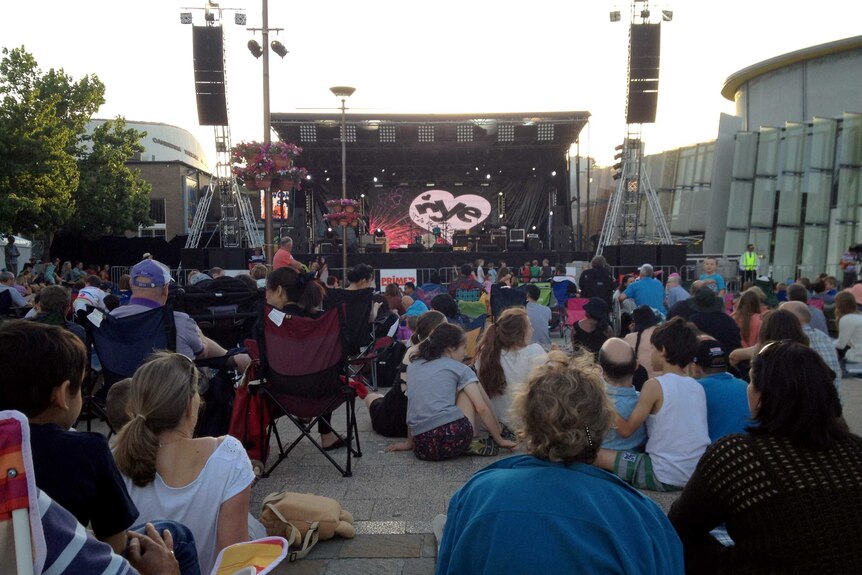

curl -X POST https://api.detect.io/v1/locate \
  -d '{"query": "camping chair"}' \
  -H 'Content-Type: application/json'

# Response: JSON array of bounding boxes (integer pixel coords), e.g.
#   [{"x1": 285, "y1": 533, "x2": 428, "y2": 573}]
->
[
  {"x1": 416, "y1": 285, "x2": 443, "y2": 308},
  {"x1": 324, "y1": 288, "x2": 374, "y2": 356},
  {"x1": 175, "y1": 285, "x2": 262, "y2": 349},
  {"x1": 81, "y1": 305, "x2": 177, "y2": 433},
  {"x1": 250, "y1": 305, "x2": 361, "y2": 477},
  {"x1": 533, "y1": 282, "x2": 553, "y2": 306},
  {"x1": 455, "y1": 288, "x2": 482, "y2": 303},
  {"x1": 463, "y1": 314, "x2": 488, "y2": 364},
  {"x1": 458, "y1": 300, "x2": 487, "y2": 322},
  {"x1": 348, "y1": 335, "x2": 396, "y2": 392},
  {"x1": 490, "y1": 284, "x2": 527, "y2": 322}
]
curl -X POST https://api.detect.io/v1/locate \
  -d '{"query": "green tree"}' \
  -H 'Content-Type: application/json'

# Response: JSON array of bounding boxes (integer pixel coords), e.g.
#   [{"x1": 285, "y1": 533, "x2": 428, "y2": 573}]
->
[
  {"x1": 0, "y1": 46, "x2": 104, "y2": 234},
  {"x1": 69, "y1": 118, "x2": 152, "y2": 238}
]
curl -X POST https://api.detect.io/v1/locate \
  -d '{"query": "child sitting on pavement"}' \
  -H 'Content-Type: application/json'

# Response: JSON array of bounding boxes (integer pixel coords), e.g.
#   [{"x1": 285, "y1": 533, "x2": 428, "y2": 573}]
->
[
  {"x1": 594, "y1": 317, "x2": 710, "y2": 491},
  {"x1": 598, "y1": 338, "x2": 647, "y2": 452},
  {"x1": 386, "y1": 322, "x2": 516, "y2": 460}
]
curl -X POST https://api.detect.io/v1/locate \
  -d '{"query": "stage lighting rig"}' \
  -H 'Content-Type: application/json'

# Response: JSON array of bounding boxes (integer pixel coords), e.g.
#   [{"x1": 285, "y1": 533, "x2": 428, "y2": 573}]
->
[{"x1": 247, "y1": 39, "x2": 263, "y2": 58}]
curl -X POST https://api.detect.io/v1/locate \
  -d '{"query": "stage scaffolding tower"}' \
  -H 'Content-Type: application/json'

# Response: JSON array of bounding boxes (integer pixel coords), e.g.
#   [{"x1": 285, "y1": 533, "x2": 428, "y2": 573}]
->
[
  {"x1": 596, "y1": 0, "x2": 672, "y2": 255},
  {"x1": 183, "y1": 2, "x2": 262, "y2": 250}
]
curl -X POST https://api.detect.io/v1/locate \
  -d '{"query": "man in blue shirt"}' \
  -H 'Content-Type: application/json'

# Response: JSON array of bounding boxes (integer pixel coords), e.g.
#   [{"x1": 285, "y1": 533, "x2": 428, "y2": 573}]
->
[
  {"x1": 619, "y1": 263, "x2": 666, "y2": 315},
  {"x1": 690, "y1": 337, "x2": 750, "y2": 443}
]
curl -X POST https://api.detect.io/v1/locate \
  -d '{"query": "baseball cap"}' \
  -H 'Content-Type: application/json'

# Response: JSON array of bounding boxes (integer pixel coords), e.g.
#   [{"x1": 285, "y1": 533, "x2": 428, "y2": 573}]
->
[
  {"x1": 130, "y1": 259, "x2": 173, "y2": 288},
  {"x1": 638, "y1": 263, "x2": 653, "y2": 273},
  {"x1": 694, "y1": 339, "x2": 728, "y2": 371}
]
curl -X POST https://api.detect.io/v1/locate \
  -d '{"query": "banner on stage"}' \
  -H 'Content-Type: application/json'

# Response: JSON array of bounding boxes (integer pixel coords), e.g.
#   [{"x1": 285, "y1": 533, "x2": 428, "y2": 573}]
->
[{"x1": 380, "y1": 269, "x2": 417, "y2": 288}]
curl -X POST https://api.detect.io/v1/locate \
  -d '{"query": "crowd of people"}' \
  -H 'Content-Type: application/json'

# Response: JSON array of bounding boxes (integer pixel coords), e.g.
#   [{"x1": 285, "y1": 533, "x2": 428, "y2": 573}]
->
[{"x1": 2, "y1": 243, "x2": 862, "y2": 574}]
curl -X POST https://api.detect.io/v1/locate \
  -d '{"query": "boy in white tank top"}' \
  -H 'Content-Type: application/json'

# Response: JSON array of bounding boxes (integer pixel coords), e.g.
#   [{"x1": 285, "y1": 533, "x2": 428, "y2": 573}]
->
[{"x1": 594, "y1": 318, "x2": 710, "y2": 491}]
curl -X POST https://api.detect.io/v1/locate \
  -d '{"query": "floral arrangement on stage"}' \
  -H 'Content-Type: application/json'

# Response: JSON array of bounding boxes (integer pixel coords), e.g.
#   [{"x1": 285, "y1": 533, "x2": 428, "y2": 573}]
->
[
  {"x1": 324, "y1": 211, "x2": 361, "y2": 227},
  {"x1": 230, "y1": 140, "x2": 307, "y2": 191}
]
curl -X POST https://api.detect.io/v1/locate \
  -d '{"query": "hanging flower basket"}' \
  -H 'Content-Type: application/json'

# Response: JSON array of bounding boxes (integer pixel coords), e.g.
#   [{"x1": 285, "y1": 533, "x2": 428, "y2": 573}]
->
[
  {"x1": 257, "y1": 176, "x2": 273, "y2": 190},
  {"x1": 272, "y1": 156, "x2": 293, "y2": 170},
  {"x1": 345, "y1": 204, "x2": 356, "y2": 213},
  {"x1": 324, "y1": 211, "x2": 360, "y2": 227}
]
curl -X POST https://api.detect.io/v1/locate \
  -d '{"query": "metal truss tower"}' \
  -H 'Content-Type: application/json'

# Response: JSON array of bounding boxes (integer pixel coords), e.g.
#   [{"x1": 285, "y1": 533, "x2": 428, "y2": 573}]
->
[
  {"x1": 596, "y1": 0, "x2": 672, "y2": 255},
  {"x1": 184, "y1": 2, "x2": 261, "y2": 249}
]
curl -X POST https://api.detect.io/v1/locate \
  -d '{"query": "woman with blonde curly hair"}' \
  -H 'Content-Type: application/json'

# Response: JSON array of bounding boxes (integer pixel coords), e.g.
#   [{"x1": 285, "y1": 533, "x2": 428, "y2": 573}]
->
[
  {"x1": 113, "y1": 352, "x2": 264, "y2": 574},
  {"x1": 436, "y1": 351, "x2": 683, "y2": 574}
]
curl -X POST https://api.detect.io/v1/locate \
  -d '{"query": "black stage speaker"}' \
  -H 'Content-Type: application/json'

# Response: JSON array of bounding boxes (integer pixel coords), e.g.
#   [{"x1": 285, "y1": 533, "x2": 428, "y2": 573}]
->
[
  {"x1": 552, "y1": 225, "x2": 573, "y2": 251},
  {"x1": 627, "y1": 23, "x2": 661, "y2": 124},
  {"x1": 364, "y1": 244, "x2": 383, "y2": 254},
  {"x1": 431, "y1": 244, "x2": 453, "y2": 252},
  {"x1": 618, "y1": 245, "x2": 658, "y2": 267},
  {"x1": 192, "y1": 27, "x2": 228, "y2": 126},
  {"x1": 318, "y1": 242, "x2": 337, "y2": 254},
  {"x1": 406, "y1": 244, "x2": 426, "y2": 252},
  {"x1": 208, "y1": 248, "x2": 246, "y2": 270},
  {"x1": 508, "y1": 240, "x2": 525, "y2": 252},
  {"x1": 478, "y1": 244, "x2": 497, "y2": 252},
  {"x1": 602, "y1": 245, "x2": 620, "y2": 267},
  {"x1": 181, "y1": 248, "x2": 208, "y2": 270},
  {"x1": 657, "y1": 244, "x2": 687, "y2": 269},
  {"x1": 526, "y1": 237, "x2": 542, "y2": 251}
]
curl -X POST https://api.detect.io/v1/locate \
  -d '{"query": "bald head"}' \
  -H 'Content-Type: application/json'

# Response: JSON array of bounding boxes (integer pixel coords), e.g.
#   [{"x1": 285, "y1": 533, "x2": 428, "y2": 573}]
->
[
  {"x1": 780, "y1": 300, "x2": 811, "y2": 325},
  {"x1": 690, "y1": 280, "x2": 706, "y2": 294},
  {"x1": 598, "y1": 338, "x2": 637, "y2": 384}
]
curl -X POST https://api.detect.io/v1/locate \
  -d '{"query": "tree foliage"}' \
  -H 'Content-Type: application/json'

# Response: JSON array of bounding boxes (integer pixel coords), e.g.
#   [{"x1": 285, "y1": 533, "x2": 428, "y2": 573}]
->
[
  {"x1": 0, "y1": 47, "x2": 105, "y2": 235},
  {"x1": 70, "y1": 118, "x2": 153, "y2": 238}
]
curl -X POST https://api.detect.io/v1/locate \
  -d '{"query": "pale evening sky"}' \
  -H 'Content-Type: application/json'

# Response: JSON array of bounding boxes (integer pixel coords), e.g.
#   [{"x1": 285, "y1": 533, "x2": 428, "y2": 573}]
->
[{"x1": 2, "y1": 1, "x2": 860, "y2": 167}]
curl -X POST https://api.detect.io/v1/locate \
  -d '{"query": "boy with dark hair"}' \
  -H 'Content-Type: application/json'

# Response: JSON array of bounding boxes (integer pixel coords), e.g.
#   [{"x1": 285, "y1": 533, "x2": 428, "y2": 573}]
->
[
  {"x1": 0, "y1": 320, "x2": 139, "y2": 553},
  {"x1": 525, "y1": 284, "x2": 552, "y2": 350},
  {"x1": 595, "y1": 317, "x2": 709, "y2": 491}
]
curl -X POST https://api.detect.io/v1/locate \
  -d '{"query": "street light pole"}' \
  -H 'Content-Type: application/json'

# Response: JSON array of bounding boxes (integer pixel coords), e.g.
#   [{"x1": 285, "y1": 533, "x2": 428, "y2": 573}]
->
[
  {"x1": 330, "y1": 86, "x2": 355, "y2": 284},
  {"x1": 261, "y1": 0, "x2": 274, "y2": 267}
]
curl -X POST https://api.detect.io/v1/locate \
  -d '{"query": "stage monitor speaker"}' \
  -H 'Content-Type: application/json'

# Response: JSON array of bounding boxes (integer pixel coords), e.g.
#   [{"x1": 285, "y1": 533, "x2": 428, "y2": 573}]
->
[
  {"x1": 478, "y1": 244, "x2": 497, "y2": 252},
  {"x1": 192, "y1": 26, "x2": 228, "y2": 126},
  {"x1": 365, "y1": 244, "x2": 384, "y2": 254},
  {"x1": 181, "y1": 248, "x2": 208, "y2": 271},
  {"x1": 431, "y1": 244, "x2": 453, "y2": 252},
  {"x1": 526, "y1": 237, "x2": 542, "y2": 251},
  {"x1": 626, "y1": 23, "x2": 661, "y2": 124},
  {"x1": 318, "y1": 242, "x2": 337, "y2": 254},
  {"x1": 618, "y1": 245, "x2": 658, "y2": 267},
  {"x1": 406, "y1": 244, "x2": 426, "y2": 252},
  {"x1": 508, "y1": 240, "x2": 525, "y2": 251}
]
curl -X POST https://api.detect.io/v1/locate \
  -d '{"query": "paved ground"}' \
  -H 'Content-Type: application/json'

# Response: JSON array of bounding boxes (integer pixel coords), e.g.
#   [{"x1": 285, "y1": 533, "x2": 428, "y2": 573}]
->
[{"x1": 253, "y1": 370, "x2": 862, "y2": 575}]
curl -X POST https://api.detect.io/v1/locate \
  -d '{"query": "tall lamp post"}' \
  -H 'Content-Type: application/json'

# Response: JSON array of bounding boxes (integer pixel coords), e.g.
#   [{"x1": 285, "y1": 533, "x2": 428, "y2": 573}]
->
[{"x1": 330, "y1": 86, "x2": 355, "y2": 284}]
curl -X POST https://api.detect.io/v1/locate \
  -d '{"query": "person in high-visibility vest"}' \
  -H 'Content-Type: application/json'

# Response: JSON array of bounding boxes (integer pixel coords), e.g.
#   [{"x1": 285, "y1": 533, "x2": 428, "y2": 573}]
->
[{"x1": 740, "y1": 244, "x2": 760, "y2": 285}]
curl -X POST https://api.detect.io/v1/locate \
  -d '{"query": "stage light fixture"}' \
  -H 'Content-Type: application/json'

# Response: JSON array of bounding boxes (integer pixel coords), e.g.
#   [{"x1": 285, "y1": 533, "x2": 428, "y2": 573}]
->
[
  {"x1": 340, "y1": 124, "x2": 356, "y2": 143},
  {"x1": 299, "y1": 124, "x2": 317, "y2": 143},
  {"x1": 360, "y1": 193, "x2": 365, "y2": 198},
  {"x1": 498, "y1": 191, "x2": 503, "y2": 196},
  {"x1": 532, "y1": 225, "x2": 537, "y2": 230},
  {"x1": 379, "y1": 125, "x2": 396, "y2": 143},
  {"x1": 247, "y1": 39, "x2": 263, "y2": 58},
  {"x1": 551, "y1": 171, "x2": 557, "y2": 177},
  {"x1": 306, "y1": 174, "x2": 312, "y2": 180},
  {"x1": 662, "y1": 10, "x2": 673, "y2": 21},
  {"x1": 418, "y1": 124, "x2": 434, "y2": 143},
  {"x1": 486, "y1": 174, "x2": 491, "y2": 180},
  {"x1": 549, "y1": 210, "x2": 554, "y2": 216},
  {"x1": 235, "y1": 12, "x2": 246, "y2": 25},
  {"x1": 498, "y1": 124, "x2": 515, "y2": 142},
  {"x1": 375, "y1": 228, "x2": 386, "y2": 238},
  {"x1": 457, "y1": 124, "x2": 473, "y2": 142},
  {"x1": 373, "y1": 177, "x2": 378, "y2": 182},
  {"x1": 180, "y1": 12, "x2": 193, "y2": 24},
  {"x1": 326, "y1": 177, "x2": 330, "y2": 181},
  {"x1": 271, "y1": 40, "x2": 288, "y2": 58},
  {"x1": 640, "y1": 9, "x2": 650, "y2": 18},
  {"x1": 609, "y1": 10, "x2": 621, "y2": 22},
  {"x1": 537, "y1": 123, "x2": 554, "y2": 141},
  {"x1": 204, "y1": 12, "x2": 215, "y2": 22},
  {"x1": 327, "y1": 227, "x2": 333, "y2": 232}
]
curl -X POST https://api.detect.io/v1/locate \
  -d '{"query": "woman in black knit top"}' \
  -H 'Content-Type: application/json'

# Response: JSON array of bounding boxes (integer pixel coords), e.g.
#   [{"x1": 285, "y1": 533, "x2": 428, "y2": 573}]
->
[{"x1": 668, "y1": 340, "x2": 862, "y2": 574}]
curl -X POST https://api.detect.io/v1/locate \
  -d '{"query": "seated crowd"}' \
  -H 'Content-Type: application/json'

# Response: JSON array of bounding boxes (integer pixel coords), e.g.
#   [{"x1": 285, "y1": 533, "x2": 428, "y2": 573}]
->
[{"x1": 2, "y1": 250, "x2": 862, "y2": 575}]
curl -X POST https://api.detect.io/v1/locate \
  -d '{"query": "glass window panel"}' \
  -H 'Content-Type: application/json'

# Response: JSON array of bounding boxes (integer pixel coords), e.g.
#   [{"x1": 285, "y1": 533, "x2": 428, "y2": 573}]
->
[
  {"x1": 724, "y1": 229, "x2": 749, "y2": 256},
  {"x1": 755, "y1": 128, "x2": 780, "y2": 177},
  {"x1": 801, "y1": 226, "x2": 829, "y2": 279},
  {"x1": 773, "y1": 227, "x2": 799, "y2": 272},
  {"x1": 827, "y1": 211, "x2": 854, "y2": 272},
  {"x1": 726, "y1": 180, "x2": 753, "y2": 227},
  {"x1": 732, "y1": 132, "x2": 757, "y2": 180},
  {"x1": 777, "y1": 187, "x2": 802, "y2": 226},
  {"x1": 700, "y1": 143, "x2": 715, "y2": 184},
  {"x1": 836, "y1": 168, "x2": 862, "y2": 208},
  {"x1": 810, "y1": 117, "x2": 837, "y2": 171},
  {"x1": 841, "y1": 112, "x2": 862, "y2": 167},
  {"x1": 750, "y1": 177, "x2": 776, "y2": 227},
  {"x1": 783, "y1": 122, "x2": 806, "y2": 174},
  {"x1": 804, "y1": 172, "x2": 832, "y2": 225},
  {"x1": 782, "y1": 173, "x2": 803, "y2": 194},
  {"x1": 679, "y1": 147, "x2": 696, "y2": 188}
]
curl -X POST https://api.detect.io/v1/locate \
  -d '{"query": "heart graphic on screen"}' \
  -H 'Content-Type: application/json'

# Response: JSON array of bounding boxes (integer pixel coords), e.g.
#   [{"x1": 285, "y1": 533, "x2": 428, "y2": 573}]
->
[{"x1": 409, "y1": 190, "x2": 491, "y2": 241}]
